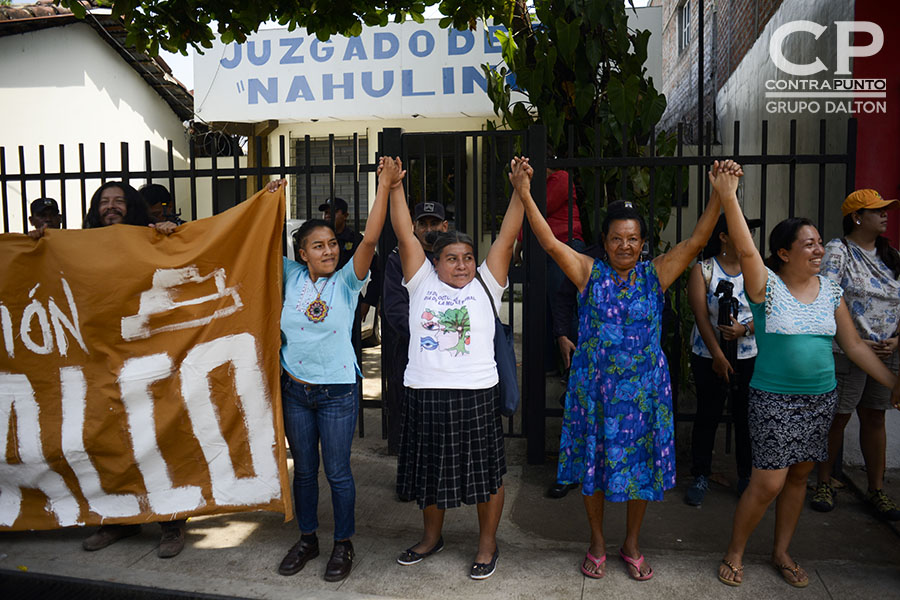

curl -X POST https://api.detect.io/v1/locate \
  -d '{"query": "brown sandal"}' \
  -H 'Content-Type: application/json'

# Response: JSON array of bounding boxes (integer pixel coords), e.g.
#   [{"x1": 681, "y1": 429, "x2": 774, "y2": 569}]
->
[
  {"x1": 718, "y1": 558, "x2": 743, "y2": 587},
  {"x1": 773, "y1": 561, "x2": 809, "y2": 588}
]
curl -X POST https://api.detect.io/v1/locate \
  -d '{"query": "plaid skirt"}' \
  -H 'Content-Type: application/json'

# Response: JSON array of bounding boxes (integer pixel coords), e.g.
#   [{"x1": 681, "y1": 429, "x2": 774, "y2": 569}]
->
[
  {"x1": 748, "y1": 387, "x2": 837, "y2": 469},
  {"x1": 397, "y1": 385, "x2": 507, "y2": 510}
]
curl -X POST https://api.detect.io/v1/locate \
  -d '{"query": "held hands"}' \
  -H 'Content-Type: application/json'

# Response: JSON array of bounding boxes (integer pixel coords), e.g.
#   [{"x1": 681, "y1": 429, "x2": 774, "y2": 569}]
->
[
  {"x1": 27, "y1": 226, "x2": 47, "y2": 240},
  {"x1": 377, "y1": 156, "x2": 406, "y2": 189},
  {"x1": 508, "y1": 156, "x2": 533, "y2": 193},
  {"x1": 872, "y1": 336, "x2": 898, "y2": 359},
  {"x1": 718, "y1": 316, "x2": 746, "y2": 341},
  {"x1": 709, "y1": 159, "x2": 743, "y2": 198}
]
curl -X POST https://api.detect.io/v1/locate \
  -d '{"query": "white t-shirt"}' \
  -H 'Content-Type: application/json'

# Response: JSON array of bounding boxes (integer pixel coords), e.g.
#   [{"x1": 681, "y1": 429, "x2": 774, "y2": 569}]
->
[{"x1": 403, "y1": 260, "x2": 506, "y2": 389}]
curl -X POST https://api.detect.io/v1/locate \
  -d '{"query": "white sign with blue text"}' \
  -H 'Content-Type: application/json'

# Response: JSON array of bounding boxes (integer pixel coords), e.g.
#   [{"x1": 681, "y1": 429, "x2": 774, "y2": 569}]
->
[{"x1": 193, "y1": 20, "x2": 509, "y2": 123}]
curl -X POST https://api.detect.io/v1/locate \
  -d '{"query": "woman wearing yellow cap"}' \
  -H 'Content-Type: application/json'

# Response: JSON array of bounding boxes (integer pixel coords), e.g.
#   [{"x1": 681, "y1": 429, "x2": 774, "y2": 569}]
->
[{"x1": 811, "y1": 189, "x2": 900, "y2": 521}]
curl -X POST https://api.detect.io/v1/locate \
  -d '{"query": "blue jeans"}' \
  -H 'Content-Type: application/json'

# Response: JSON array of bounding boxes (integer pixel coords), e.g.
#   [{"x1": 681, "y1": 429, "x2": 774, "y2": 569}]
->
[{"x1": 281, "y1": 375, "x2": 358, "y2": 540}]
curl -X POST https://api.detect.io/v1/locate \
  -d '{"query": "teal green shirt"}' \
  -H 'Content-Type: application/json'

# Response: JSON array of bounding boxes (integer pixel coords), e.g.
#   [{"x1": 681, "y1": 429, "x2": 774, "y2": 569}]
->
[{"x1": 748, "y1": 268, "x2": 843, "y2": 395}]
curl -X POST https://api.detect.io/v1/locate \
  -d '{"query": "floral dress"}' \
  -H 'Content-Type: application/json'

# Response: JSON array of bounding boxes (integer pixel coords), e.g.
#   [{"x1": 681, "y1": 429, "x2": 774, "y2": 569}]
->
[{"x1": 557, "y1": 259, "x2": 676, "y2": 501}]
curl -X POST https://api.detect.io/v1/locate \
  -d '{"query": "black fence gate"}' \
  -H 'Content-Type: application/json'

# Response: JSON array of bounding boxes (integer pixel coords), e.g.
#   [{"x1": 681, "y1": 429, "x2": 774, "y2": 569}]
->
[{"x1": 1, "y1": 118, "x2": 858, "y2": 464}]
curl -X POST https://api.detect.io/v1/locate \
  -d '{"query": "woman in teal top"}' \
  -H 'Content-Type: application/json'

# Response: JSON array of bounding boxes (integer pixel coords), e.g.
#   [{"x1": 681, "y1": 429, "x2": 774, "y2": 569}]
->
[
  {"x1": 268, "y1": 158, "x2": 401, "y2": 583},
  {"x1": 712, "y1": 169, "x2": 897, "y2": 588}
]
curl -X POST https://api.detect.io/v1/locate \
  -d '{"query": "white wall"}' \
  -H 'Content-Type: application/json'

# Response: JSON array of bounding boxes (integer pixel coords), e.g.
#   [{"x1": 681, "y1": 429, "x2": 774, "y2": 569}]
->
[
  {"x1": 715, "y1": 0, "x2": 854, "y2": 244},
  {"x1": 0, "y1": 23, "x2": 190, "y2": 231}
]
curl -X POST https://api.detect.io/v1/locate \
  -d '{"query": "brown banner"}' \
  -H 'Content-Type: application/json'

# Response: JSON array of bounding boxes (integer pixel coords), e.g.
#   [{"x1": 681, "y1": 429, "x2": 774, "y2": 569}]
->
[{"x1": 0, "y1": 188, "x2": 292, "y2": 530}]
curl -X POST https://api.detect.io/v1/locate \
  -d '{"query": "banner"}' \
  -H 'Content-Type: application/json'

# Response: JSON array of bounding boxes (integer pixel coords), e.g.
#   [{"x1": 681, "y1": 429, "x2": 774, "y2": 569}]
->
[
  {"x1": 193, "y1": 19, "x2": 509, "y2": 122},
  {"x1": 0, "y1": 189, "x2": 291, "y2": 530}
]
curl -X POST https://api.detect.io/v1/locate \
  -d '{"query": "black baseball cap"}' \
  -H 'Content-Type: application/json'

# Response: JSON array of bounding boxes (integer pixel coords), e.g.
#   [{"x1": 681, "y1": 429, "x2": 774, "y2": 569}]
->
[
  {"x1": 413, "y1": 202, "x2": 446, "y2": 222},
  {"x1": 318, "y1": 197, "x2": 349, "y2": 213},
  {"x1": 712, "y1": 212, "x2": 761, "y2": 237},
  {"x1": 30, "y1": 198, "x2": 60, "y2": 216}
]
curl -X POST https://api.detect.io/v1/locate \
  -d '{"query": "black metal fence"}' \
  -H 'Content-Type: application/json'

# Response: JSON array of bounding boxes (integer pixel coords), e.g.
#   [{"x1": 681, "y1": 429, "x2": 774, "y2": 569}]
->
[{"x1": 0, "y1": 118, "x2": 858, "y2": 463}]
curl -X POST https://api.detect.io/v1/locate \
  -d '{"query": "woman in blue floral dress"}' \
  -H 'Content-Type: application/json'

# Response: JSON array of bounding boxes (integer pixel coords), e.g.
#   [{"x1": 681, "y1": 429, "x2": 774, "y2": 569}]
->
[{"x1": 515, "y1": 159, "x2": 741, "y2": 580}]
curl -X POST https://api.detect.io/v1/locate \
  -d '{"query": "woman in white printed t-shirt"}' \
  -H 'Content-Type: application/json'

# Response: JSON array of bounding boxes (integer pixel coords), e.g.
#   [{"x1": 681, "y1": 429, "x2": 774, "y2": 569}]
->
[{"x1": 388, "y1": 156, "x2": 529, "y2": 580}]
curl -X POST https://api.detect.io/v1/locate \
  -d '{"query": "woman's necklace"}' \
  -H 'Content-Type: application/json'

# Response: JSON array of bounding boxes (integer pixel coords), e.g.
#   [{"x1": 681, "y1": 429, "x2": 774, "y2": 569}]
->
[{"x1": 304, "y1": 275, "x2": 330, "y2": 323}]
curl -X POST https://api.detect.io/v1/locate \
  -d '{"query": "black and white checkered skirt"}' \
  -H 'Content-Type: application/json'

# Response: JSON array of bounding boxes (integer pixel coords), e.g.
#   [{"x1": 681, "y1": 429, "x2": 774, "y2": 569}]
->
[
  {"x1": 748, "y1": 386, "x2": 838, "y2": 470},
  {"x1": 397, "y1": 385, "x2": 507, "y2": 510}
]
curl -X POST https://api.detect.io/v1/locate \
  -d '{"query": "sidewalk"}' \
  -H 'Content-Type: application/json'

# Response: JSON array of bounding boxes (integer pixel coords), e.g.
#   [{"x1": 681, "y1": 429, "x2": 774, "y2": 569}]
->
[{"x1": 2, "y1": 419, "x2": 899, "y2": 599}]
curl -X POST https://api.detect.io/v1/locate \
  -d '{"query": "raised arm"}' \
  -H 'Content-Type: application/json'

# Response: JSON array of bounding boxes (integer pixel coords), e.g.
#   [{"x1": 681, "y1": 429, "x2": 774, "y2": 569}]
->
[
  {"x1": 516, "y1": 160, "x2": 593, "y2": 292},
  {"x1": 713, "y1": 166, "x2": 767, "y2": 304},
  {"x1": 353, "y1": 157, "x2": 399, "y2": 281},
  {"x1": 484, "y1": 157, "x2": 528, "y2": 285},
  {"x1": 381, "y1": 157, "x2": 423, "y2": 282},
  {"x1": 835, "y1": 299, "x2": 897, "y2": 389},
  {"x1": 652, "y1": 161, "x2": 736, "y2": 291}
]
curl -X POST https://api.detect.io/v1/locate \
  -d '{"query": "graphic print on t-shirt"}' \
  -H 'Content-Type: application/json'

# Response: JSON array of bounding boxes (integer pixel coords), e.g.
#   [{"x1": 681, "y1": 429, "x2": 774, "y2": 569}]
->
[{"x1": 419, "y1": 305, "x2": 472, "y2": 355}]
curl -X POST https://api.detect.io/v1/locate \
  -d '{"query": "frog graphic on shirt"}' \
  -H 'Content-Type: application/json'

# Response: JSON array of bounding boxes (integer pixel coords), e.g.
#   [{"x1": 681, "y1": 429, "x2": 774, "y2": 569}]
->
[{"x1": 419, "y1": 307, "x2": 471, "y2": 355}]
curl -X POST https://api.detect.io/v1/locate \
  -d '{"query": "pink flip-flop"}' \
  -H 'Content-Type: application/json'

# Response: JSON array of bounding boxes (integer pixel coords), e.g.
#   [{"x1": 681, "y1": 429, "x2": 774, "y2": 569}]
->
[
  {"x1": 581, "y1": 551, "x2": 606, "y2": 579},
  {"x1": 619, "y1": 548, "x2": 653, "y2": 581}
]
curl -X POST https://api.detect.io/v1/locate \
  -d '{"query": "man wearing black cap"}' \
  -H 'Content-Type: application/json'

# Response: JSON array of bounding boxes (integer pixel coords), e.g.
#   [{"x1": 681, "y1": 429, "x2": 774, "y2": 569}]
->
[
  {"x1": 29, "y1": 197, "x2": 62, "y2": 231},
  {"x1": 382, "y1": 201, "x2": 448, "y2": 458},
  {"x1": 320, "y1": 197, "x2": 362, "y2": 269}
]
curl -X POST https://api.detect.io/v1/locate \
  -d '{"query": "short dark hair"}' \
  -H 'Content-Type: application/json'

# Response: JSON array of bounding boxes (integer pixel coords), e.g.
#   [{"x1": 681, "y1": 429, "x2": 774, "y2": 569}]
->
[
  {"x1": 764, "y1": 217, "x2": 816, "y2": 272},
  {"x1": 601, "y1": 200, "x2": 648, "y2": 240},
  {"x1": 139, "y1": 183, "x2": 172, "y2": 207},
  {"x1": 83, "y1": 181, "x2": 151, "y2": 228},
  {"x1": 430, "y1": 230, "x2": 475, "y2": 261},
  {"x1": 292, "y1": 219, "x2": 335, "y2": 264}
]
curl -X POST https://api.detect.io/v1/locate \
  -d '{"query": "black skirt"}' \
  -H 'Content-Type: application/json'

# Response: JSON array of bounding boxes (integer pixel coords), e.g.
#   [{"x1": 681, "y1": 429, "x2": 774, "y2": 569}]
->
[{"x1": 397, "y1": 385, "x2": 507, "y2": 510}]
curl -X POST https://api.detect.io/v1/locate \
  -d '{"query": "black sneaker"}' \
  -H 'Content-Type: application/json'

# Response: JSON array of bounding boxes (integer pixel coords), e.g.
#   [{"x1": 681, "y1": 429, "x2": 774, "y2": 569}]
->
[{"x1": 684, "y1": 475, "x2": 709, "y2": 506}]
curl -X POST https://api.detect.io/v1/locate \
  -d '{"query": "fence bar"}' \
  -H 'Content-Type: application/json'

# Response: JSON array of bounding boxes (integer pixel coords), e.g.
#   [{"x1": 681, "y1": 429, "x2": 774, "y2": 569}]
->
[
  {"x1": 675, "y1": 123, "x2": 684, "y2": 244},
  {"x1": 78, "y1": 143, "x2": 87, "y2": 219},
  {"x1": 210, "y1": 141, "x2": 219, "y2": 214},
  {"x1": 99, "y1": 142, "x2": 107, "y2": 186},
  {"x1": 232, "y1": 138, "x2": 241, "y2": 203},
  {"x1": 121, "y1": 142, "x2": 130, "y2": 185},
  {"x1": 304, "y1": 135, "x2": 312, "y2": 220},
  {"x1": 647, "y1": 126, "x2": 656, "y2": 256},
  {"x1": 760, "y1": 121, "x2": 769, "y2": 257},
  {"x1": 18, "y1": 146, "x2": 27, "y2": 232},
  {"x1": 818, "y1": 120, "x2": 827, "y2": 232},
  {"x1": 144, "y1": 141, "x2": 153, "y2": 186},
  {"x1": 188, "y1": 138, "x2": 198, "y2": 221},
  {"x1": 38, "y1": 145, "x2": 47, "y2": 198},
  {"x1": 788, "y1": 119, "x2": 797, "y2": 219},
  {"x1": 58, "y1": 145, "x2": 67, "y2": 229},
  {"x1": 166, "y1": 140, "x2": 176, "y2": 214},
  {"x1": 1, "y1": 148, "x2": 8, "y2": 233}
]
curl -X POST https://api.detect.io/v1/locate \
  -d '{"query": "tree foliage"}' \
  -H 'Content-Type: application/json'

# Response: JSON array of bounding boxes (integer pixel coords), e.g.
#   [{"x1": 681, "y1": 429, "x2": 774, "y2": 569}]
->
[
  {"x1": 483, "y1": 0, "x2": 679, "y2": 245},
  {"x1": 61, "y1": 0, "x2": 512, "y2": 56}
]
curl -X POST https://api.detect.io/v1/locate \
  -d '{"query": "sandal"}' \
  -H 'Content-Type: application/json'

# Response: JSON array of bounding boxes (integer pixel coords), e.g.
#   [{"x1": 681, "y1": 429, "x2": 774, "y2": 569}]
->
[
  {"x1": 718, "y1": 558, "x2": 743, "y2": 587},
  {"x1": 581, "y1": 551, "x2": 606, "y2": 579},
  {"x1": 619, "y1": 548, "x2": 653, "y2": 581},
  {"x1": 773, "y1": 560, "x2": 809, "y2": 588}
]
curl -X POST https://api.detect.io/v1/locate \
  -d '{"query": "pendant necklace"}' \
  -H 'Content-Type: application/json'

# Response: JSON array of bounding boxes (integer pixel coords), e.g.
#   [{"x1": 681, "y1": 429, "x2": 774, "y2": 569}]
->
[{"x1": 304, "y1": 275, "x2": 330, "y2": 323}]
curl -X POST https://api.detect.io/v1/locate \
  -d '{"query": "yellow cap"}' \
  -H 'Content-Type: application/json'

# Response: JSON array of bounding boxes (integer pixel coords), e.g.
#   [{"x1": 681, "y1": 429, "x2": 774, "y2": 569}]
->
[{"x1": 841, "y1": 189, "x2": 899, "y2": 216}]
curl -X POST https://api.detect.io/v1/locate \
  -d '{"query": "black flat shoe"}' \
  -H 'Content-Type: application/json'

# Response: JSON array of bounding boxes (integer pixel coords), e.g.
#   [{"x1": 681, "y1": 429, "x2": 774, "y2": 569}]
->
[
  {"x1": 546, "y1": 482, "x2": 579, "y2": 499},
  {"x1": 324, "y1": 540, "x2": 354, "y2": 582},
  {"x1": 470, "y1": 547, "x2": 499, "y2": 580},
  {"x1": 397, "y1": 537, "x2": 444, "y2": 565},
  {"x1": 278, "y1": 537, "x2": 319, "y2": 576}
]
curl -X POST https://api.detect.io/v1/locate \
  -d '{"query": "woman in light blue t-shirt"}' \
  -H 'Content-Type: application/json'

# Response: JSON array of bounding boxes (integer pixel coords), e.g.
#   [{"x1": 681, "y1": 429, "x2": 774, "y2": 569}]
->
[
  {"x1": 713, "y1": 170, "x2": 897, "y2": 589},
  {"x1": 268, "y1": 158, "x2": 401, "y2": 583}
]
